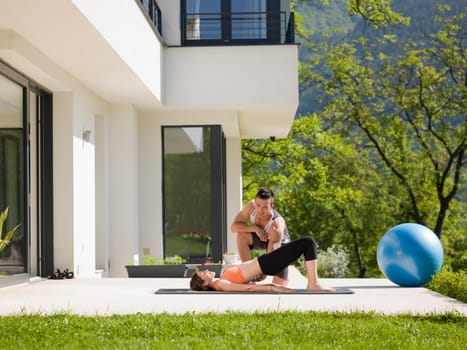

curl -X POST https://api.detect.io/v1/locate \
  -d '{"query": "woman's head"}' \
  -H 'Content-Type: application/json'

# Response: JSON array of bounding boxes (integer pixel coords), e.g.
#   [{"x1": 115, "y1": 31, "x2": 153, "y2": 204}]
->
[{"x1": 190, "y1": 269, "x2": 215, "y2": 291}]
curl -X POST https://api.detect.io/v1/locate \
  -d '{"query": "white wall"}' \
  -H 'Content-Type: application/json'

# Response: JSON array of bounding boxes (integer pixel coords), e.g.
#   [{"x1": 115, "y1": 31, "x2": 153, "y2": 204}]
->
[
  {"x1": 225, "y1": 137, "x2": 243, "y2": 253},
  {"x1": 164, "y1": 45, "x2": 297, "y2": 108},
  {"x1": 73, "y1": 0, "x2": 163, "y2": 104},
  {"x1": 95, "y1": 114, "x2": 110, "y2": 275},
  {"x1": 157, "y1": 0, "x2": 181, "y2": 47},
  {"x1": 164, "y1": 45, "x2": 298, "y2": 138},
  {"x1": 138, "y1": 113, "x2": 164, "y2": 259},
  {"x1": 54, "y1": 85, "x2": 109, "y2": 277},
  {"x1": 108, "y1": 104, "x2": 140, "y2": 277},
  {"x1": 71, "y1": 87, "x2": 108, "y2": 277},
  {"x1": 137, "y1": 111, "x2": 244, "y2": 259},
  {"x1": 51, "y1": 71, "x2": 140, "y2": 279}
]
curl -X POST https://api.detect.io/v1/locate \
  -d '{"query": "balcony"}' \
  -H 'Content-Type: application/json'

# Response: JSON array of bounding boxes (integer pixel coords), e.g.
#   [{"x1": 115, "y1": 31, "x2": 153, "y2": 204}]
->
[
  {"x1": 139, "y1": 0, "x2": 163, "y2": 38},
  {"x1": 182, "y1": 10, "x2": 295, "y2": 46},
  {"x1": 138, "y1": 1, "x2": 295, "y2": 47}
]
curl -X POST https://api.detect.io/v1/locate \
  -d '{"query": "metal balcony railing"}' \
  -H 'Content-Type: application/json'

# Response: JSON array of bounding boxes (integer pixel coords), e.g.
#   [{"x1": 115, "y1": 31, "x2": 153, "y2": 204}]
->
[
  {"x1": 182, "y1": 11, "x2": 295, "y2": 45},
  {"x1": 139, "y1": 0, "x2": 162, "y2": 37}
]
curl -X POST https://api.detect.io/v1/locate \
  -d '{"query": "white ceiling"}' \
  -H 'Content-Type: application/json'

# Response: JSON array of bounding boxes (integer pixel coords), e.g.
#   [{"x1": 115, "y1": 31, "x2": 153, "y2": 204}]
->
[{"x1": 0, "y1": 0, "x2": 162, "y2": 111}]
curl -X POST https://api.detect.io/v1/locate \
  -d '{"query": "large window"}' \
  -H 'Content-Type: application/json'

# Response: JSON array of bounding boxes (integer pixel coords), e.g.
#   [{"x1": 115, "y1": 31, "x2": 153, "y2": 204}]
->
[
  {"x1": 183, "y1": 0, "x2": 289, "y2": 45},
  {"x1": 0, "y1": 61, "x2": 53, "y2": 285},
  {"x1": 0, "y1": 72, "x2": 25, "y2": 278},
  {"x1": 162, "y1": 126, "x2": 226, "y2": 263}
]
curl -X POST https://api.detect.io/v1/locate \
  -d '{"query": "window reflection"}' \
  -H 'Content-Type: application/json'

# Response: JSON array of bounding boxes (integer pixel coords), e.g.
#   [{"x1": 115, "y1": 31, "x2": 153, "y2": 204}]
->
[
  {"x1": 0, "y1": 74, "x2": 25, "y2": 277},
  {"x1": 232, "y1": 0, "x2": 266, "y2": 39},
  {"x1": 185, "y1": 0, "x2": 267, "y2": 41},
  {"x1": 186, "y1": 0, "x2": 221, "y2": 40},
  {"x1": 163, "y1": 127, "x2": 212, "y2": 262}
]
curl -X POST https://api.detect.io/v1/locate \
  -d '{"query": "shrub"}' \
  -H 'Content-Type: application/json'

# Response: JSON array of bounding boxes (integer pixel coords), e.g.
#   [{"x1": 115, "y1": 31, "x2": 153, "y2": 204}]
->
[
  {"x1": 426, "y1": 266, "x2": 467, "y2": 303},
  {"x1": 296, "y1": 244, "x2": 350, "y2": 278},
  {"x1": 0, "y1": 207, "x2": 21, "y2": 252},
  {"x1": 317, "y1": 245, "x2": 350, "y2": 278},
  {"x1": 142, "y1": 255, "x2": 186, "y2": 265}
]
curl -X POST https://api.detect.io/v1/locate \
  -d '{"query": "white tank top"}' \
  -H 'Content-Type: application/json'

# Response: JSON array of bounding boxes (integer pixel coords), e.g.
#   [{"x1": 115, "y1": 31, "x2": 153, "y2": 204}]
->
[{"x1": 250, "y1": 211, "x2": 274, "y2": 232}]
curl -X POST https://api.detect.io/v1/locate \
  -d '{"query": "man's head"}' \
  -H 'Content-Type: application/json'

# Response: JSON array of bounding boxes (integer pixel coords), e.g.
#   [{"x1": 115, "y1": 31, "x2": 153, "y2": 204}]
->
[
  {"x1": 255, "y1": 188, "x2": 274, "y2": 203},
  {"x1": 254, "y1": 188, "x2": 274, "y2": 217}
]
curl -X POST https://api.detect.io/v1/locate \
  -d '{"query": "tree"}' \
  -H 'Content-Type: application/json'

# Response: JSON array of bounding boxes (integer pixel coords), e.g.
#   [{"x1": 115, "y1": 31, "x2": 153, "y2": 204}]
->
[
  {"x1": 242, "y1": 115, "x2": 403, "y2": 277},
  {"x1": 241, "y1": 1, "x2": 466, "y2": 275},
  {"x1": 305, "y1": 5, "x2": 465, "y2": 238}
]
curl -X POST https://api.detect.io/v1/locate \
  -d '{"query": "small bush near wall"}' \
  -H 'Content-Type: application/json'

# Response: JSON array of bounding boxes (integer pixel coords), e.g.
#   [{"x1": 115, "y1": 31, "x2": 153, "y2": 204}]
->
[
  {"x1": 426, "y1": 267, "x2": 467, "y2": 303},
  {"x1": 296, "y1": 245, "x2": 350, "y2": 278}
]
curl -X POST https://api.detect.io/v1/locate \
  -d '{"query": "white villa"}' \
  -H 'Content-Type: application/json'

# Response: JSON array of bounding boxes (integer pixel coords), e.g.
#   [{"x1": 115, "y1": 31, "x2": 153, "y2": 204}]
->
[{"x1": 0, "y1": 0, "x2": 298, "y2": 286}]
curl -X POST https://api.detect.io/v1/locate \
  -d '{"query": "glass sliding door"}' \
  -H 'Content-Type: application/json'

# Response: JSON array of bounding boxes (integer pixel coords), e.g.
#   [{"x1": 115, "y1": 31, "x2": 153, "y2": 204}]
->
[
  {"x1": 0, "y1": 73, "x2": 26, "y2": 277},
  {"x1": 162, "y1": 126, "x2": 226, "y2": 263}
]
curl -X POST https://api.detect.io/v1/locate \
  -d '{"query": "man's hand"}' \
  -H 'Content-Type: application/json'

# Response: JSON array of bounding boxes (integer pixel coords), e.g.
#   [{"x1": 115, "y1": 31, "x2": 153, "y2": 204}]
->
[{"x1": 253, "y1": 225, "x2": 269, "y2": 241}]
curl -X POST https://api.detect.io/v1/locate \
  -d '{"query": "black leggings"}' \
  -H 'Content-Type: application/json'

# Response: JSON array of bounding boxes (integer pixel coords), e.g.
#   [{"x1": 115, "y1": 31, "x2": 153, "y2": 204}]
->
[{"x1": 257, "y1": 237, "x2": 318, "y2": 276}]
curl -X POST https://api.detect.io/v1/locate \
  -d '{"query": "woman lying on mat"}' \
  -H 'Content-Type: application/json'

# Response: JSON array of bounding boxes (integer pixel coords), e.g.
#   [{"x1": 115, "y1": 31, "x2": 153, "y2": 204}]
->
[{"x1": 190, "y1": 237, "x2": 335, "y2": 292}]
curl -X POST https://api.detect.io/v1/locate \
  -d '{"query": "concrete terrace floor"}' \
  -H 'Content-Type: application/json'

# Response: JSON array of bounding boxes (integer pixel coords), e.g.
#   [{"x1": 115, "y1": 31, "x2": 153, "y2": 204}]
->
[{"x1": 0, "y1": 267, "x2": 465, "y2": 316}]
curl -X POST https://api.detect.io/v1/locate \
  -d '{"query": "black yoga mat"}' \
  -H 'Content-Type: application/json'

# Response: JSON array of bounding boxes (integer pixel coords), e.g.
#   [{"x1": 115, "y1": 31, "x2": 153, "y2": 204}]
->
[{"x1": 155, "y1": 287, "x2": 354, "y2": 294}]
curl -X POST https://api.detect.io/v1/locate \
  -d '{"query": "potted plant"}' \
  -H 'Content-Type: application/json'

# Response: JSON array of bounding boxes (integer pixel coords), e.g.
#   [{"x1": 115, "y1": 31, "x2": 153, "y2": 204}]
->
[
  {"x1": 0, "y1": 207, "x2": 21, "y2": 253},
  {"x1": 125, "y1": 255, "x2": 187, "y2": 278},
  {"x1": 223, "y1": 251, "x2": 240, "y2": 265}
]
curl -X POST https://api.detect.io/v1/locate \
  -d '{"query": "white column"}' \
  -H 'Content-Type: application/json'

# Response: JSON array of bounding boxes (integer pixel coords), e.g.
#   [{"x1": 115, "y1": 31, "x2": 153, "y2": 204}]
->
[
  {"x1": 95, "y1": 114, "x2": 110, "y2": 276},
  {"x1": 53, "y1": 92, "x2": 75, "y2": 272},
  {"x1": 226, "y1": 137, "x2": 243, "y2": 253},
  {"x1": 138, "y1": 114, "x2": 163, "y2": 259},
  {"x1": 108, "y1": 104, "x2": 139, "y2": 277}
]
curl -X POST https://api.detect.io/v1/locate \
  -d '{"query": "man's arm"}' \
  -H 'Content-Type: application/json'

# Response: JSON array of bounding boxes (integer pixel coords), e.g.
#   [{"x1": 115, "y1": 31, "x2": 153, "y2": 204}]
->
[
  {"x1": 267, "y1": 217, "x2": 286, "y2": 251},
  {"x1": 231, "y1": 201, "x2": 268, "y2": 241},
  {"x1": 230, "y1": 201, "x2": 255, "y2": 233}
]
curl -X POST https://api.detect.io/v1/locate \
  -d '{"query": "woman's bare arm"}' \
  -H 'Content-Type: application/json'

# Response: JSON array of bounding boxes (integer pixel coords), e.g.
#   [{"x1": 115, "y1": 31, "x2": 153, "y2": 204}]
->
[{"x1": 213, "y1": 279, "x2": 291, "y2": 293}]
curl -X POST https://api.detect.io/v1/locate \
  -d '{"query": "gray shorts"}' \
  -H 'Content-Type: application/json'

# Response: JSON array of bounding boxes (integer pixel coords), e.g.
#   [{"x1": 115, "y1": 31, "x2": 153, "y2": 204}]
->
[
  {"x1": 248, "y1": 232, "x2": 268, "y2": 251},
  {"x1": 248, "y1": 232, "x2": 288, "y2": 280}
]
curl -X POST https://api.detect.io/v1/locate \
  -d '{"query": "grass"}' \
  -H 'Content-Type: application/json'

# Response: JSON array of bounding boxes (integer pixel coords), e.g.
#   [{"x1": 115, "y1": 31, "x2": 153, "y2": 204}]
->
[{"x1": 0, "y1": 311, "x2": 465, "y2": 349}]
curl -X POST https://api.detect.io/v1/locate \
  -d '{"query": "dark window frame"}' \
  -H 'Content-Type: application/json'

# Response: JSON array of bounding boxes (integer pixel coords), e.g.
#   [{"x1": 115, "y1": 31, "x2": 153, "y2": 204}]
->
[
  {"x1": 181, "y1": 0, "x2": 293, "y2": 46},
  {"x1": 161, "y1": 125, "x2": 226, "y2": 263},
  {"x1": 0, "y1": 59, "x2": 54, "y2": 285}
]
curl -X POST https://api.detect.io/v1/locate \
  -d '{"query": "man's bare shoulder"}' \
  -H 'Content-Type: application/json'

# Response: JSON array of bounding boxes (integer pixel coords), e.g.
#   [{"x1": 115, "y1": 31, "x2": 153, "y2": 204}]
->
[
  {"x1": 232, "y1": 200, "x2": 255, "y2": 225},
  {"x1": 244, "y1": 200, "x2": 256, "y2": 211}
]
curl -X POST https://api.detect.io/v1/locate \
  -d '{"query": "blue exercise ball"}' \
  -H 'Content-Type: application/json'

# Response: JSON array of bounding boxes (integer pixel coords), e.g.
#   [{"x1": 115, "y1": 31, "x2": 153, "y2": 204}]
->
[{"x1": 377, "y1": 223, "x2": 443, "y2": 287}]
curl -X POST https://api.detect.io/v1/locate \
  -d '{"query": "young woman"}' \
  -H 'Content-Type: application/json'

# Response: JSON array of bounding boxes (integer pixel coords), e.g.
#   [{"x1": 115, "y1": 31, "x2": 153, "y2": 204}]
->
[{"x1": 190, "y1": 237, "x2": 335, "y2": 292}]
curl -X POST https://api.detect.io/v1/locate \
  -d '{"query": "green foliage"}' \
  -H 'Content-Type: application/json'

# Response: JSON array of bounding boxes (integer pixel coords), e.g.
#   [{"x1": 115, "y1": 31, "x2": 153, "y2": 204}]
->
[
  {"x1": 250, "y1": 249, "x2": 266, "y2": 259},
  {"x1": 296, "y1": 244, "x2": 351, "y2": 277},
  {"x1": 0, "y1": 311, "x2": 465, "y2": 349},
  {"x1": 317, "y1": 245, "x2": 350, "y2": 277},
  {"x1": 141, "y1": 255, "x2": 186, "y2": 265},
  {"x1": 347, "y1": 0, "x2": 410, "y2": 28},
  {"x1": 241, "y1": 1, "x2": 465, "y2": 277},
  {"x1": 297, "y1": 1, "x2": 466, "y2": 238},
  {"x1": 0, "y1": 207, "x2": 21, "y2": 252},
  {"x1": 426, "y1": 267, "x2": 467, "y2": 303},
  {"x1": 242, "y1": 114, "x2": 401, "y2": 277}
]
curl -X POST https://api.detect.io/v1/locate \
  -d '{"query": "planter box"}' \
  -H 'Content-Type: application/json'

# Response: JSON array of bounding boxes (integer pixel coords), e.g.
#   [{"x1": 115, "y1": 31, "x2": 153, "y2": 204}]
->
[
  {"x1": 185, "y1": 264, "x2": 223, "y2": 278},
  {"x1": 125, "y1": 264, "x2": 187, "y2": 278}
]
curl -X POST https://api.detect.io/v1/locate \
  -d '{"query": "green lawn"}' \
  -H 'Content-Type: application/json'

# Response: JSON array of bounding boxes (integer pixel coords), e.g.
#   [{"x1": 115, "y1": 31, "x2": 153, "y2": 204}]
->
[{"x1": 0, "y1": 311, "x2": 465, "y2": 349}]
